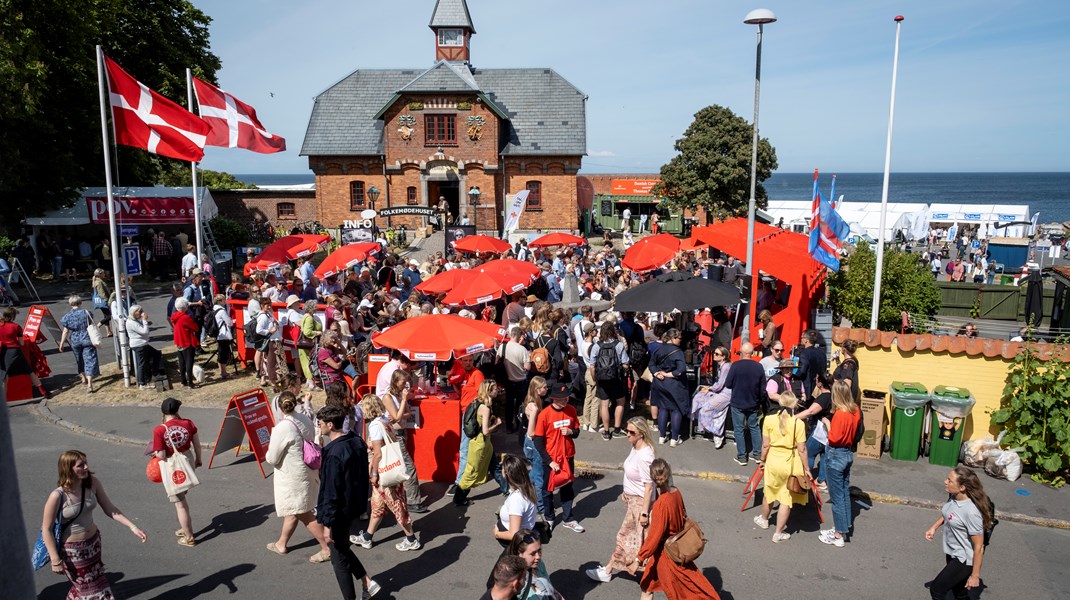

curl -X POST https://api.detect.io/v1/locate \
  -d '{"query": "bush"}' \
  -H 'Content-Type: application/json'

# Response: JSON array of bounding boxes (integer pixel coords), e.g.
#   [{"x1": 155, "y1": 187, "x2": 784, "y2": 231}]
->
[
  {"x1": 0, "y1": 236, "x2": 16, "y2": 260},
  {"x1": 827, "y1": 244, "x2": 940, "y2": 331},
  {"x1": 991, "y1": 342, "x2": 1070, "y2": 487},
  {"x1": 209, "y1": 216, "x2": 249, "y2": 251}
]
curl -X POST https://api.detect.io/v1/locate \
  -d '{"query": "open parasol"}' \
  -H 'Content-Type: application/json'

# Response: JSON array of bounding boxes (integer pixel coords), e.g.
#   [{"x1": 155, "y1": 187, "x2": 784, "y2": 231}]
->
[
  {"x1": 243, "y1": 246, "x2": 290, "y2": 276},
  {"x1": 529, "y1": 232, "x2": 585, "y2": 248},
  {"x1": 452, "y1": 234, "x2": 512, "y2": 254},
  {"x1": 415, "y1": 268, "x2": 475, "y2": 295},
  {"x1": 622, "y1": 236, "x2": 679, "y2": 272},
  {"x1": 262, "y1": 234, "x2": 331, "y2": 260},
  {"x1": 442, "y1": 270, "x2": 533, "y2": 306},
  {"x1": 478, "y1": 258, "x2": 541, "y2": 282},
  {"x1": 680, "y1": 237, "x2": 710, "y2": 252},
  {"x1": 314, "y1": 242, "x2": 381, "y2": 279},
  {"x1": 371, "y1": 314, "x2": 508, "y2": 361},
  {"x1": 614, "y1": 271, "x2": 741, "y2": 312}
]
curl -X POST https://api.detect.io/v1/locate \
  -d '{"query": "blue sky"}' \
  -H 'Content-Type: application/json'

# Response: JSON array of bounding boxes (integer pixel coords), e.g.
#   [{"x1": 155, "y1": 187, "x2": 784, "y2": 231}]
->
[{"x1": 190, "y1": 0, "x2": 1070, "y2": 175}]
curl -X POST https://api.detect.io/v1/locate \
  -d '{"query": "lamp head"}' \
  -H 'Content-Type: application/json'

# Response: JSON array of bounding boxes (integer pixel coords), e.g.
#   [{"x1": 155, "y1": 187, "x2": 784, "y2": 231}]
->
[{"x1": 744, "y1": 8, "x2": 777, "y2": 25}]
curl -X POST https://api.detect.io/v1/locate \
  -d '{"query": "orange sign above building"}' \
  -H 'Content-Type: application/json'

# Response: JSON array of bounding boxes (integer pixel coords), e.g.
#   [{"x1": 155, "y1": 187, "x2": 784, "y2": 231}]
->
[{"x1": 611, "y1": 179, "x2": 660, "y2": 195}]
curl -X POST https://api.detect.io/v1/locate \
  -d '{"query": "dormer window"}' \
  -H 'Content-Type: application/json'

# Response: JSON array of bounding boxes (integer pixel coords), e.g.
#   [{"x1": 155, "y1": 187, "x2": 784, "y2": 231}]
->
[{"x1": 438, "y1": 28, "x2": 464, "y2": 47}]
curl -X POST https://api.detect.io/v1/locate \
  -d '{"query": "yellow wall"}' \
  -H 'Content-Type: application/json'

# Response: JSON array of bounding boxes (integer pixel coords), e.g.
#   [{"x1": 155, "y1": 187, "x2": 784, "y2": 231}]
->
[{"x1": 835, "y1": 343, "x2": 1010, "y2": 442}]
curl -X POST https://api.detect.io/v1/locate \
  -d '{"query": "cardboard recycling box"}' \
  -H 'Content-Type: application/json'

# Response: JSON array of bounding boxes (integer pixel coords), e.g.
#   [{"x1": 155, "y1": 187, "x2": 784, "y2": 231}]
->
[{"x1": 857, "y1": 393, "x2": 887, "y2": 460}]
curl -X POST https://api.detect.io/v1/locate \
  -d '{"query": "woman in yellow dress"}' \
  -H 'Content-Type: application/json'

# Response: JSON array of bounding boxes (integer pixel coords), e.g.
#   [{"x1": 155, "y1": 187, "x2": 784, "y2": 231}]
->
[{"x1": 754, "y1": 390, "x2": 811, "y2": 542}]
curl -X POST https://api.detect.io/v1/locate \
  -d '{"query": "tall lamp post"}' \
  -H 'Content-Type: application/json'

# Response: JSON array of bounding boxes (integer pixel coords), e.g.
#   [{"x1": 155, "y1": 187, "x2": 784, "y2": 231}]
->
[
  {"x1": 741, "y1": 7, "x2": 776, "y2": 345},
  {"x1": 367, "y1": 185, "x2": 380, "y2": 235},
  {"x1": 468, "y1": 185, "x2": 481, "y2": 232}
]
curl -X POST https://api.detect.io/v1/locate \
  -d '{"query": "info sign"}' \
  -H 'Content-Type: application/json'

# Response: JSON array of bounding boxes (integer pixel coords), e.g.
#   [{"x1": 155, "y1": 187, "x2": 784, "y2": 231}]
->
[{"x1": 207, "y1": 388, "x2": 275, "y2": 478}]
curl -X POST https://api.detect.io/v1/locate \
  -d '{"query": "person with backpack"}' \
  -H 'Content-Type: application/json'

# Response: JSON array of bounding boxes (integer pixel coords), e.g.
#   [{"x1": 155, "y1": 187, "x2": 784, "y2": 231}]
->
[
  {"x1": 818, "y1": 381, "x2": 863, "y2": 548},
  {"x1": 588, "y1": 321, "x2": 629, "y2": 441},
  {"x1": 447, "y1": 353, "x2": 486, "y2": 498},
  {"x1": 619, "y1": 312, "x2": 648, "y2": 412},
  {"x1": 924, "y1": 466, "x2": 992, "y2": 599},
  {"x1": 208, "y1": 294, "x2": 236, "y2": 380},
  {"x1": 503, "y1": 327, "x2": 532, "y2": 434},
  {"x1": 649, "y1": 329, "x2": 688, "y2": 447},
  {"x1": 454, "y1": 381, "x2": 507, "y2": 506}
]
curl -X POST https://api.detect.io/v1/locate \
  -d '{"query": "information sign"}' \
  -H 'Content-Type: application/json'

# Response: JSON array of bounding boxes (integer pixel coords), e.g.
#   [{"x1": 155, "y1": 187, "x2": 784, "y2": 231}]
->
[{"x1": 207, "y1": 388, "x2": 275, "y2": 478}]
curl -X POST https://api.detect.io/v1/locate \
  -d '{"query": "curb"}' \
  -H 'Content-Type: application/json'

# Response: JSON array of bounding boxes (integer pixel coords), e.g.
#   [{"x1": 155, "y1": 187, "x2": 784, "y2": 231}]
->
[
  {"x1": 34, "y1": 400, "x2": 214, "y2": 451},
  {"x1": 574, "y1": 459, "x2": 1070, "y2": 531}
]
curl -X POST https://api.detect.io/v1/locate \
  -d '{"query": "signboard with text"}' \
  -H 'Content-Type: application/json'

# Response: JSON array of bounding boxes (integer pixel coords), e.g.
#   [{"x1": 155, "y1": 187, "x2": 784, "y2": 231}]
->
[
  {"x1": 207, "y1": 388, "x2": 275, "y2": 478},
  {"x1": 611, "y1": 179, "x2": 660, "y2": 195},
  {"x1": 85, "y1": 196, "x2": 196, "y2": 225},
  {"x1": 22, "y1": 305, "x2": 62, "y2": 348},
  {"x1": 379, "y1": 206, "x2": 436, "y2": 218}
]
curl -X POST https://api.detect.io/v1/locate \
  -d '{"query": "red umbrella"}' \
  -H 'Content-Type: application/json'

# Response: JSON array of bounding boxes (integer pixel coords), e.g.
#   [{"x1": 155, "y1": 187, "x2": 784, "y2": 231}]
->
[
  {"x1": 478, "y1": 258, "x2": 541, "y2": 282},
  {"x1": 415, "y1": 268, "x2": 474, "y2": 295},
  {"x1": 452, "y1": 234, "x2": 512, "y2": 254},
  {"x1": 529, "y1": 232, "x2": 584, "y2": 248},
  {"x1": 680, "y1": 237, "x2": 709, "y2": 252},
  {"x1": 442, "y1": 270, "x2": 533, "y2": 306},
  {"x1": 623, "y1": 238, "x2": 677, "y2": 272},
  {"x1": 371, "y1": 314, "x2": 507, "y2": 361},
  {"x1": 637, "y1": 233, "x2": 681, "y2": 252},
  {"x1": 262, "y1": 234, "x2": 331, "y2": 260},
  {"x1": 243, "y1": 246, "x2": 289, "y2": 276},
  {"x1": 314, "y1": 242, "x2": 381, "y2": 278}
]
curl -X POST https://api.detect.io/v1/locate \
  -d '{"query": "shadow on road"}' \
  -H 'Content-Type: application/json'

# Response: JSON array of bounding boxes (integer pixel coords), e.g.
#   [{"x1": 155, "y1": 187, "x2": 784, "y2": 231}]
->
[
  {"x1": 193, "y1": 503, "x2": 274, "y2": 543},
  {"x1": 146, "y1": 564, "x2": 257, "y2": 599}
]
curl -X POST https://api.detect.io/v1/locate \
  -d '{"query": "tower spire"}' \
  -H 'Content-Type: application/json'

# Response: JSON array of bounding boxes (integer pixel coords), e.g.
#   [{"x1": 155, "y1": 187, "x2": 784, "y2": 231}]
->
[{"x1": 429, "y1": 0, "x2": 475, "y2": 62}]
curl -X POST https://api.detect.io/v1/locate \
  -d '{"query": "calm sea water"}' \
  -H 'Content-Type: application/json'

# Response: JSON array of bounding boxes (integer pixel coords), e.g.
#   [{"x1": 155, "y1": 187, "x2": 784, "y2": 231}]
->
[{"x1": 237, "y1": 172, "x2": 1070, "y2": 224}]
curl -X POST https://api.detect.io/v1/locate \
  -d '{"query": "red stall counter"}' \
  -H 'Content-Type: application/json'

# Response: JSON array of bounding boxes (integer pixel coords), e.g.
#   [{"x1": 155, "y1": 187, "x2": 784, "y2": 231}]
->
[{"x1": 406, "y1": 392, "x2": 461, "y2": 483}]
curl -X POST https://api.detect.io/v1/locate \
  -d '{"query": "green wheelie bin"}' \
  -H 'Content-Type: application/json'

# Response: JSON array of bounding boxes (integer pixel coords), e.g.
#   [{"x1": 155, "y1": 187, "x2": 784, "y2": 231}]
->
[
  {"x1": 889, "y1": 382, "x2": 930, "y2": 462},
  {"x1": 929, "y1": 385, "x2": 976, "y2": 467}
]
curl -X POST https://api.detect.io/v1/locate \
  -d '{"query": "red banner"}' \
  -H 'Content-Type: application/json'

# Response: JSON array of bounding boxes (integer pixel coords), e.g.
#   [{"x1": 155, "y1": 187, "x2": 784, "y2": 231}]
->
[
  {"x1": 22, "y1": 305, "x2": 61, "y2": 347},
  {"x1": 611, "y1": 179, "x2": 660, "y2": 195},
  {"x1": 207, "y1": 388, "x2": 275, "y2": 478},
  {"x1": 85, "y1": 196, "x2": 196, "y2": 225}
]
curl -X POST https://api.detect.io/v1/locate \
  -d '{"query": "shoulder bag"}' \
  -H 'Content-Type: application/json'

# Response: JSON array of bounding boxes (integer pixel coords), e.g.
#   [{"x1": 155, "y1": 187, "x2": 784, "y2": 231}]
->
[
  {"x1": 31, "y1": 483, "x2": 85, "y2": 570},
  {"x1": 376, "y1": 421, "x2": 411, "y2": 488},
  {"x1": 664, "y1": 504, "x2": 707, "y2": 564},
  {"x1": 85, "y1": 310, "x2": 102, "y2": 346},
  {"x1": 296, "y1": 314, "x2": 317, "y2": 349},
  {"x1": 160, "y1": 431, "x2": 200, "y2": 497},
  {"x1": 286, "y1": 416, "x2": 322, "y2": 470},
  {"x1": 786, "y1": 420, "x2": 812, "y2": 494}
]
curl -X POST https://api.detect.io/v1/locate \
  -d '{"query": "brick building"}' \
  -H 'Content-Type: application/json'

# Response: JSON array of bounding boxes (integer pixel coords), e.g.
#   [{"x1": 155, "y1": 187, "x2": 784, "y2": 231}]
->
[{"x1": 300, "y1": 0, "x2": 586, "y2": 236}]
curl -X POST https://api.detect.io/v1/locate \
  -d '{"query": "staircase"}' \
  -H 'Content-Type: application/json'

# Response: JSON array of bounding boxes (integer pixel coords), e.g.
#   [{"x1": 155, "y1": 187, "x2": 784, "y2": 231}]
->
[{"x1": 200, "y1": 211, "x2": 223, "y2": 262}]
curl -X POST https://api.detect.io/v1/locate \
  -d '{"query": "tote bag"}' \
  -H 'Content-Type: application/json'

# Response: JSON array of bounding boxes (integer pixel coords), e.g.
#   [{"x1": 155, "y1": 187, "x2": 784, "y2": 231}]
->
[
  {"x1": 161, "y1": 435, "x2": 200, "y2": 497},
  {"x1": 376, "y1": 423, "x2": 411, "y2": 488},
  {"x1": 85, "y1": 310, "x2": 102, "y2": 346}
]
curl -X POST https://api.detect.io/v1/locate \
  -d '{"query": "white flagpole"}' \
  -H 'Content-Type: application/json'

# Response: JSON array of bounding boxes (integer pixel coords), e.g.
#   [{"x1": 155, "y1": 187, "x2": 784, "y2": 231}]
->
[
  {"x1": 96, "y1": 45, "x2": 132, "y2": 386},
  {"x1": 187, "y1": 68, "x2": 204, "y2": 270},
  {"x1": 870, "y1": 16, "x2": 904, "y2": 329}
]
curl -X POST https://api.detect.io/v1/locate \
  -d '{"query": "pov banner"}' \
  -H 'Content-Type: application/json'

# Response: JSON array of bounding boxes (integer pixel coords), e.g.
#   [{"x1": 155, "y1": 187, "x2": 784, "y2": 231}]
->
[{"x1": 85, "y1": 196, "x2": 196, "y2": 225}]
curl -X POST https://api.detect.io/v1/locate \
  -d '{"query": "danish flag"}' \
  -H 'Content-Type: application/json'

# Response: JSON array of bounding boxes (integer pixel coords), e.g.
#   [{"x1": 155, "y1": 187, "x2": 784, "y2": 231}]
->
[
  {"x1": 192, "y1": 77, "x2": 286, "y2": 154},
  {"x1": 103, "y1": 55, "x2": 210, "y2": 162}
]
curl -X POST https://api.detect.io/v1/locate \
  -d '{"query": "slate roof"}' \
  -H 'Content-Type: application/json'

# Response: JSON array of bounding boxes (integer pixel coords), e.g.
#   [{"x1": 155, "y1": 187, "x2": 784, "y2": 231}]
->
[
  {"x1": 429, "y1": 0, "x2": 475, "y2": 32},
  {"x1": 301, "y1": 64, "x2": 587, "y2": 157}
]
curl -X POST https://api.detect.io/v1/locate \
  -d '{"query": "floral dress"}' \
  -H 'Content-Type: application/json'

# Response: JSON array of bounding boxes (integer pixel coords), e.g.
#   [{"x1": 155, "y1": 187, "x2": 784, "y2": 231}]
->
[{"x1": 61, "y1": 308, "x2": 99, "y2": 376}]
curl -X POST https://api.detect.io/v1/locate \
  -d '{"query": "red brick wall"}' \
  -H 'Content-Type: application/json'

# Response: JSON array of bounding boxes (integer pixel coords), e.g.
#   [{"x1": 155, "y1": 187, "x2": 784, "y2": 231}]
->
[
  {"x1": 311, "y1": 158, "x2": 386, "y2": 228},
  {"x1": 505, "y1": 158, "x2": 581, "y2": 233},
  {"x1": 211, "y1": 189, "x2": 317, "y2": 228}
]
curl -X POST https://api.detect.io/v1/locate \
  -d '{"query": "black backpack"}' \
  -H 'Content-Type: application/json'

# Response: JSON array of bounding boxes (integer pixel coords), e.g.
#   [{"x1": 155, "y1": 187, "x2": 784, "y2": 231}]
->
[
  {"x1": 462, "y1": 401, "x2": 481, "y2": 439},
  {"x1": 594, "y1": 341, "x2": 622, "y2": 382},
  {"x1": 202, "y1": 307, "x2": 223, "y2": 339},
  {"x1": 628, "y1": 339, "x2": 649, "y2": 372}
]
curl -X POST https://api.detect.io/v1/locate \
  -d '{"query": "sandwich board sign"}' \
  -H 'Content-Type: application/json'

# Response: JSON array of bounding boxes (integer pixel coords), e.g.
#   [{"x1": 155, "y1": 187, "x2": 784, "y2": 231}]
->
[{"x1": 208, "y1": 388, "x2": 275, "y2": 478}]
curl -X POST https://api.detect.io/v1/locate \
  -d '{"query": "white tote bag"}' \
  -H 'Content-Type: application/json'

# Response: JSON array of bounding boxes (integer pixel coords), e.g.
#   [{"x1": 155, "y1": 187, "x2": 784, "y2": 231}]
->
[
  {"x1": 85, "y1": 310, "x2": 102, "y2": 347},
  {"x1": 376, "y1": 424, "x2": 411, "y2": 488},
  {"x1": 161, "y1": 436, "x2": 200, "y2": 496}
]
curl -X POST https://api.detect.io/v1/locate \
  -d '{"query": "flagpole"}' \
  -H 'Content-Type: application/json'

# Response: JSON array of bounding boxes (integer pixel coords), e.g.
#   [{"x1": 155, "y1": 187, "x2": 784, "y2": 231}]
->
[
  {"x1": 187, "y1": 69, "x2": 204, "y2": 269},
  {"x1": 96, "y1": 46, "x2": 132, "y2": 387},
  {"x1": 870, "y1": 15, "x2": 904, "y2": 330}
]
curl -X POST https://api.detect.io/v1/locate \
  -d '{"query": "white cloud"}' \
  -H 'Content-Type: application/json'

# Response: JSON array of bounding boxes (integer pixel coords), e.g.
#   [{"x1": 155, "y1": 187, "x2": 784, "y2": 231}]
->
[{"x1": 587, "y1": 149, "x2": 617, "y2": 157}]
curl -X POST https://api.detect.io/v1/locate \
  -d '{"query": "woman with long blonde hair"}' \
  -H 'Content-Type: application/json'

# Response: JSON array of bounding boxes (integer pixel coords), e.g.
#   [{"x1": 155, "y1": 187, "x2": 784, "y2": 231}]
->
[
  {"x1": 454, "y1": 380, "x2": 507, "y2": 506},
  {"x1": 521, "y1": 376, "x2": 549, "y2": 512},
  {"x1": 754, "y1": 390, "x2": 810, "y2": 542},
  {"x1": 818, "y1": 380, "x2": 862, "y2": 548}
]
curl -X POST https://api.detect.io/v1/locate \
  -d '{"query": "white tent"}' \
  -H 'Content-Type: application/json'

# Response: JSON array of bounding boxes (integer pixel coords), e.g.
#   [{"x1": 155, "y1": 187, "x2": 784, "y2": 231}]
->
[{"x1": 23, "y1": 187, "x2": 217, "y2": 226}]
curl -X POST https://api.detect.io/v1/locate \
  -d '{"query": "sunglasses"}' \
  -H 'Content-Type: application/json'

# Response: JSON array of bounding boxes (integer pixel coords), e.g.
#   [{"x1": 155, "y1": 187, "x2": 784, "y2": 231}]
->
[{"x1": 625, "y1": 429, "x2": 640, "y2": 436}]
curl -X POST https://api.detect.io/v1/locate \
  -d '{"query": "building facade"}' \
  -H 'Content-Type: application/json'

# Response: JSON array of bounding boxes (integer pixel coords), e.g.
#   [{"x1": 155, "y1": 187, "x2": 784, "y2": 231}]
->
[{"x1": 301, "y1": 0, "x2": 587, "y2": 236}]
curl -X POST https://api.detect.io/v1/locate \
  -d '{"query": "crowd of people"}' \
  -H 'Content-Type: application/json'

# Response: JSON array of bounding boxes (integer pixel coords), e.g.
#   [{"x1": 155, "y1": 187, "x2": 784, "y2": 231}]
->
[{"x1": 35, "y1": 234, "x2": 996, "y2": 599}]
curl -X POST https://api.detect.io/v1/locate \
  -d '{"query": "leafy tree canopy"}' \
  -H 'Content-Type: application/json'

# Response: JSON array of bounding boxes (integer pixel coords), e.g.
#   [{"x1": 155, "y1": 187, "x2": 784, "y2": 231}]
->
[
  {"x1": 650, "y1": 104, "x2": 777, "y2": 223},
  {"x1": 827, "y1": 243, "x2": 941, "y2": 331},
  {"x1": 0, "y1": 0, "x2": 220, "y2": 223},
  {"x1": 158, "y1": 164, "x2": 257, "y2": 189}
]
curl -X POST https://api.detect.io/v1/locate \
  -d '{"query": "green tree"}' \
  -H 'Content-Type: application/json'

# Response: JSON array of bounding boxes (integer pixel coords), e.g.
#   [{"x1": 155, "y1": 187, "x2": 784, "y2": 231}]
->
[
  {"x1": 0, "y1": 0, "x2": 220, "y2": 223},
  {"x1": 158, "y1": 164, "x2": 257, "y2": 189},
  {"x1": 208, "y1": 216, "x2": 249, "y2": 251},
  {"x1": 827, "y1": 244, "x2": 941, "y2": 331},
  {"x1": 650, "y1": 104, "x2": 777, "y2": 224}
]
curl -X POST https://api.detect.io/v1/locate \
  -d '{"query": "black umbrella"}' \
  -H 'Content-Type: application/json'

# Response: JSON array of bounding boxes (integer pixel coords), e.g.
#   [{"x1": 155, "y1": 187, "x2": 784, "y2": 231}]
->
[
  {"x1": 1024, "y1": 269, "x2": 1044, "y2": 327},
  {"x1": 614, "y1": 271, "x2": 741, "y2": 313}
]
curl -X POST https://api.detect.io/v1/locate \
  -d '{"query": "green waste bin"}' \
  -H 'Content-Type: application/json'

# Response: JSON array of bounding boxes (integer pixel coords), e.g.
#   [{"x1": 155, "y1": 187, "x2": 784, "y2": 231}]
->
[
  {"x1": 929, "y1": 385, "x2": 976, "y2": 467},
  {"x1": 889, "y1": 382, "x2": 929, "y2": 462}
]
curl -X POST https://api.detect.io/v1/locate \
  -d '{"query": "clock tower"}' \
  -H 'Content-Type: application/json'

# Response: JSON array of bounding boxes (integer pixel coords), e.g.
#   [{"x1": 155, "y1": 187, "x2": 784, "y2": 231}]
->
[{"x1": 429, "y1": 0, "x2": 475, "y2": 62}]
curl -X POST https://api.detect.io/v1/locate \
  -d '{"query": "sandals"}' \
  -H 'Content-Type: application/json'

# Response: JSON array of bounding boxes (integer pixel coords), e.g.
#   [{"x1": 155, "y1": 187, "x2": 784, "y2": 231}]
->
[
  {"x1": 309, "y1": 550, "x2": 331, "y2": 563},
  {"x1": 177, "y1": 536, "x2": 197, "y2": 547},
  {"x1": 266, "y1": 542, "x2": 286, "y2": 555}
]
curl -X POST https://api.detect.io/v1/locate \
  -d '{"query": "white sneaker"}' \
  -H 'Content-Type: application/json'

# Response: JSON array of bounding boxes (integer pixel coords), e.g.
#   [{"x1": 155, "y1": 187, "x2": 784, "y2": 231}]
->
[
  {"x1": 561, "y1": 520, "x2": 586, "y2": 533},
  {"x1": 819, "y1": 529, "x2": 845, "y2": 547},
  {"x1": 585, "y1": 565, "x2": 612, "y2": 583},
  {"x1": 713, "y1": 435, "x2": 725, "y2": 449},
  {"x1": 363, "y1": 579, "x2": 381, "y2": 599},
  {"x1": 669, "y1": 438, "x2": 679, "y2": 448},
  {"x1": 395, "y1": 536, "x2": 421, "y2": 551},
  {"x1": 659, "y1": 436, "x2": 667, "y2": 445},
  {"x1": 350, "y1": 531, "x2": 373, "y2": 549},
  {"x1": 772, "y1": 532, "x2": 791, "y2": 543},
  {"x1": 753, "y1": 515, "x2": 770, "y2": 529}
]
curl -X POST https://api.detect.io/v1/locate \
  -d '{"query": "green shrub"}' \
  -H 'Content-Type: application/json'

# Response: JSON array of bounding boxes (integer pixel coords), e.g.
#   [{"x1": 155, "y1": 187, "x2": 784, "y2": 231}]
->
[{"x1": 209, "y1": 216, "x2": 249, "y2": 251}]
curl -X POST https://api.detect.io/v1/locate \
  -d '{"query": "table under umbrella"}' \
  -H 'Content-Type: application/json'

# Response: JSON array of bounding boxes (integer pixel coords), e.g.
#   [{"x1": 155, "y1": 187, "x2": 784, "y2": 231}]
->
[
  {"x1": 371, "y1": 314, "x2": 508, "y2": 361},
  {"x1": 314, "y1": 242, "x2": 381, "y2": 278},
  {"x1": 614, "y1": 271, "x2": 741, "y2": 312}
]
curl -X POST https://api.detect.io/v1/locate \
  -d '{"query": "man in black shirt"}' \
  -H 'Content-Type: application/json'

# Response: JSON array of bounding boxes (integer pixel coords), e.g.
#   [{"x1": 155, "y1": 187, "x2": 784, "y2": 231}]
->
[
  {"x1": 316, "y1": 405, "x2": 380, "y2": 600},
  {"x1": 724, "y1": 342, "x2": 765, "y2": 466},
  {"x1": 796, "y1": 329, "x2": 828, "y2": 401},
  {"x1": 480, "y1": 555, "x2": 527, "y2": 600}
]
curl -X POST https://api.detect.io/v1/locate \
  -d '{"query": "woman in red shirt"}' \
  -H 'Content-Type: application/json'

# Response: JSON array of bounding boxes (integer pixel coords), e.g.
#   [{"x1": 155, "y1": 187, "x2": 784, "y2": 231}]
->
[
  {"x1": 152, "y1": 398, "x2": 201, "y2": 546},
  {"x1": 818, "y1": 381, "x2": 862, "y2": 548},
  {"x1": 0, "y1": 306, "x2": 47, "y2": 397},
  {"x1": 169, "y1": 297, "x2": 200, "y2": 388}
]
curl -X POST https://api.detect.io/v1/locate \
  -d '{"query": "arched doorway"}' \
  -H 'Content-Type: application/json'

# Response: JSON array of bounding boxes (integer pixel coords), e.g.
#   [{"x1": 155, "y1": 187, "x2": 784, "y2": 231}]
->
[{"x1": 426, "y1": 161, "x2": 460, "y2": 224}]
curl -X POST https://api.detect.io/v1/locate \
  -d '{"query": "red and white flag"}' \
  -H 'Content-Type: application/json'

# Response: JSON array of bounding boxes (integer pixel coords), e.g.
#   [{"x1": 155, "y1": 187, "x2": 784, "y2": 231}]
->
[
  {"x1": 103, "y1": 55, "x2": 210, "y2": 162},
  {"x1": 193, "y1": 77, "x2": 286, "y2": 154}
]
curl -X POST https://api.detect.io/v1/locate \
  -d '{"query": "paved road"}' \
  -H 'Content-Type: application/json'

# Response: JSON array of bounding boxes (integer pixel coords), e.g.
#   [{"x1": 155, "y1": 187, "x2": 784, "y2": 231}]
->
[{"x1": 15, "y1": 407, "x2": 1069, "y2": 599}]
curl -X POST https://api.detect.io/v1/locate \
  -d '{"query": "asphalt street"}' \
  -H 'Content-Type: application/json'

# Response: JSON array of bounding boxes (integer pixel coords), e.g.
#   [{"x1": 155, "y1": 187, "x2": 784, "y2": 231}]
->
[{"x1": 14, "y1": 405, "x2": 1069, "y2": 599}]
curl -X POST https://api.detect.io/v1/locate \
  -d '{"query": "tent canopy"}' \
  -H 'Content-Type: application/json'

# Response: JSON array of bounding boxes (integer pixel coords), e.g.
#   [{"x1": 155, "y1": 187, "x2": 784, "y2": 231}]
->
[{"x1": 23, "y1": 187, "x2": 217, "y2": 226}]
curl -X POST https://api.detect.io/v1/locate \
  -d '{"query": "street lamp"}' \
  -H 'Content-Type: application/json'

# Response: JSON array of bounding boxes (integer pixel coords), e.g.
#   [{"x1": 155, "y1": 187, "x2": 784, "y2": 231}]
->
[
  {"x1": 367, "y1": 185, "x2": 380, "y2": 234},
  {"x1": 741, "y1": 7, "x2": 776, "y2": 346},
  {"x1": 468, "y1": 185, "x2": 481, "y2": 231}
]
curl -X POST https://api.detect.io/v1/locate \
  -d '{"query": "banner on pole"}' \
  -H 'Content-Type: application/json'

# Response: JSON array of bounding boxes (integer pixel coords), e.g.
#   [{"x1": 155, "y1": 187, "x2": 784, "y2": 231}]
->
[{"x1": 502, "y1": 190, "x2": 530, "y2": 237}]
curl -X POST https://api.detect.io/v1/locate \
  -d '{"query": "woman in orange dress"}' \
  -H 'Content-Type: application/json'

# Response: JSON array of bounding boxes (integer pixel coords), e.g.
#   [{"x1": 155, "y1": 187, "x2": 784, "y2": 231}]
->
[{"x1": 628, "y1": 458, "x2": 720, "y2": 600}]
